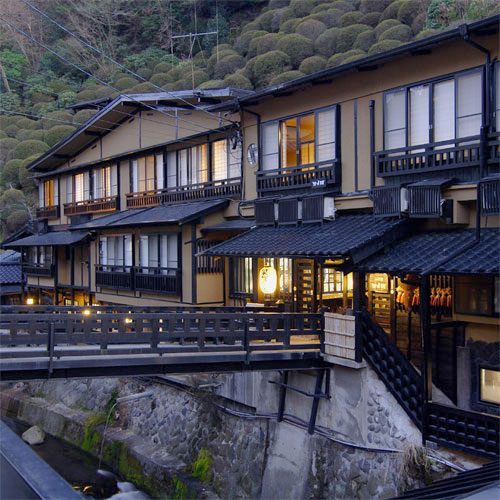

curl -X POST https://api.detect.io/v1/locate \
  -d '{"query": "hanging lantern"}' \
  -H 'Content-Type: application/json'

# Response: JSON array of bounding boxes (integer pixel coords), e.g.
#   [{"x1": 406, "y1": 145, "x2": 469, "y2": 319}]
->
[
  {"x1": 259, "y1": 266, "x2": 277, "y2": 295},
  {"x1": 26, "y1": 297, "x2": 34, "y2": 305}
]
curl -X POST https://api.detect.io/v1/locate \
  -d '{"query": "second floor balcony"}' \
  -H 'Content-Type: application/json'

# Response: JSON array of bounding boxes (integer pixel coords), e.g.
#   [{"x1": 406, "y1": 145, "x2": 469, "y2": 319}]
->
[
  {"x1": 64, "y1": 195, "x2": 118, "y2": 216},
  {"x1": 36, "y1": 205, "x2": 60, "y2": 220},
  {"x1": 126, "y1": 177, "x2": 241, "y2": 208},
  {"x1": 23, "y1": 262, "x2": 54, "y2": 277}
]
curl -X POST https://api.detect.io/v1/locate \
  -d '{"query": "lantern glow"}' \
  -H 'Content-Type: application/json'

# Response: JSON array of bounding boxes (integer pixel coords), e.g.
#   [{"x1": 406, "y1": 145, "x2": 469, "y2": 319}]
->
[
  {"x1": 26, "y1": 297, "x2": 34, "y2": 305},
  {"x1": 259, "y1": 266, "x2": 277, "y2": 295}
]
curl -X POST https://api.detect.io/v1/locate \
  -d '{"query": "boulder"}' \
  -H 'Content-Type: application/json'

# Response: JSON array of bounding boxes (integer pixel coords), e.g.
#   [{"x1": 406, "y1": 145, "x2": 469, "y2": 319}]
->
[{"x1": 22, "y1": 425, "x2": 45, "y2": 445}]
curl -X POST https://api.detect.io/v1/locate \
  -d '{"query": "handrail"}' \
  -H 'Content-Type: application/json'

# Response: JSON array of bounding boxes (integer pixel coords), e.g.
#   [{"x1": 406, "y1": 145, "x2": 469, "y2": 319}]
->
[
  {"x1": 256, "y1": 159, "x2": 339, "y2": 177},
  {"x1": 64, "y1": 195, "x2": 117, "y2": 215}
]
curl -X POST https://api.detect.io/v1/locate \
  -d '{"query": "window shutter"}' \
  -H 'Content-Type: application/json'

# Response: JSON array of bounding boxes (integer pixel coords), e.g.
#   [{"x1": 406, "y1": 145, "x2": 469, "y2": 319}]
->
[
  {"x1": 167, "y1": 151, "x2": 177, "y2": 188},
  {"x1": 316, "y1": 108, "x2": 336, "y2": 161},
  {"x1": 156, "y1": 154, "x2": 164, "y2": 190},
  {"x1": 262, "y1": 122, "x2": 279, "y2": 171},
  {"x1": 384, "y1": 90, "x2": 406, "y2": 149},
  {"x1": 434, "y1": 79, "x2": 455, "y2": 143},
  {"x1": 409, "y1": 85, "x2": 429, "y2": 147},
  {"x1": 456, "y1": 71, "x2": 482, "y2": 138}
]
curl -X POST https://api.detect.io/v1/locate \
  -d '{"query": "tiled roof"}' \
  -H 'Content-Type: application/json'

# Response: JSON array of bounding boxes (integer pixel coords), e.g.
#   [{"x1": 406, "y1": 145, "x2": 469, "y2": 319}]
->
[
  {"x1": 0, "y1": 263, "x2": 22, "y2": 284},
  {"x1": 0, "y1": 250, "x2": 20, "y2": 263},
  {"x1": 3, "y1": 230, "x2": 89, "y2": 248},
  {"x1": 201, "y1": 215, "x2": 408, "y2": 261},
  {"x1": 202, "y1": 219, "x2": 255, "y2": 233},
  {"x1": 356, "y1": 229, "x2": 500, "y2": 275},
  {"x1": 71, "y1": 200, "x2": 228, "y2": 230}
]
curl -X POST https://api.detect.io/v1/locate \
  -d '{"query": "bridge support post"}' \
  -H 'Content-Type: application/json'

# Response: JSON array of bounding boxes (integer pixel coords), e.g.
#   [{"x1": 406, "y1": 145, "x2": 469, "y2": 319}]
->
[
  {"x1": 277, "y1": 371, "x2": 288, "y2": 422},
  {"x1": 308, "y1": 369, "x2": 325, "y2": 434},
  {"x1": 47, "y1": 322, "x2": 55, "y2": 376}
]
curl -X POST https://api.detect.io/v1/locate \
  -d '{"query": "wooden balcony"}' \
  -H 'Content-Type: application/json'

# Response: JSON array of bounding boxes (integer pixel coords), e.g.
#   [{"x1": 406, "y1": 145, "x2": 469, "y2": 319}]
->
[
  {"x1": 256, "y1": 161, "x2": 340, "y2": 195},
  {"x1": 64, "y1": 195, "x2": 117, "y2": 216},
  {"x1": 374, "y1": 136, "x2": 484, "y2": 178},
  {"x1": 36, "y1": 205, "x2": 59, "y2": 220},
  {"x1": 133, "y1": 267, "x2": 180, "y2": 295},
  {"x1": 95, "y1": 265, "x2": 132, "y2": 290},
  {"x1": 23, "y1": 263, "x2": 54, "y2": 277},
  {"x1": 125, "y1": 177, "x2": 242, "y2": 208}
]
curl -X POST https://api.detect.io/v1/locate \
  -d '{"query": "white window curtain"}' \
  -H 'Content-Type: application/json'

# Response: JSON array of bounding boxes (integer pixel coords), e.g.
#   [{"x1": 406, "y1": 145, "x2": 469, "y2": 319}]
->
[
  {"x1": 409, "y1": 85, "x2": 429, "y2": 147},
  {"x1": 139, "y1": 235, "x2": 148, "y2": 269},
  {"x1": 39, "y1": 184, "x2": 44, "y2": 207},
  {"x1": 179, "y1": 149, "x2": 189, "y2": 186},
  {"x1": 156, "y1": 154, "x2": 164, "y2": 190},
  {"x1": 73, "y1": 172, "x2": 89, "y2": 202},
  {"x1": 384, "y1": 90, "x2": 406, "y2": 150},
  {"x1": 99, "y1": 237, "x2": 107, "y2": 266},
  {"x1": 148, "y1": 235, "x2": 159, "y2": 268},
  {"x1": 145, "y1": 155, "x2": 155, "y2": 191},
  {"x1": 166, "y1": 151, "x2": 177, "y2": 188},
  {"x1": 316, "y1": 108, "x2": 336, "y2": 161},
  {"x1": 167, "y1": 233, "x2": 178, "y2": 270},
  {"x1": 111, "y1": 164, "x2": 118, "y2": 196},
  {"x1": 229, "y1": 141, "x2": 242, "y2": 179},
  {"x1": 53, "y1": 178, "x2": 59, "y2": 206},
  {"x1": 433, "y1": 79, "x2": 455, "y2": 143},
  {"x1": 456, "y1": 71, "x2": 482, "y2": 139},
  {"x1": 131, "y1": 159, "x2": 138, "y2": 193},
  {"x1": 124, "y1": 235, "x2": 132, "y2": 267},
  {"x1": 211, "y1": 140, "x2": 227, "y2": 181},
  {"x1": 66, "y1": 176, "x2": 73, "y2": 203},
  {"x1": 262, "y1": 122, "x2": 279, "y2": 171}
]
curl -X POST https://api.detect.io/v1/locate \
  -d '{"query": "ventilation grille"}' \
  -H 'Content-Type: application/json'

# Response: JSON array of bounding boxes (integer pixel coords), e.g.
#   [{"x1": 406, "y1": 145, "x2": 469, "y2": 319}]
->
[
  {"x1": 278, "y1": 199, "x2": 298, "y2": 225},
  {"x1": 372, "y1": 186, "x2": 401, "y2": 217},
  {"x1": 302, "y1": 196, "x2": 323, "y2": 223},
  {"x1": 480, "y1": 178, "x2": 500, "y2": 216},
  {"x1": 255, "y1": 200, "x2": 275, "y2": 226},
  {"x1": 408, "y1": 185, "x2": 441, "y2": 218}
]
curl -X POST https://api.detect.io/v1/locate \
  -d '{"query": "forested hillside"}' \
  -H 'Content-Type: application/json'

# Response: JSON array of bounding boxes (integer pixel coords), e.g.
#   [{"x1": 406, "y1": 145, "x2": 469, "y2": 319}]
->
[{"x1": 0, "y1": 0, "x2": 498, "y2": 239}]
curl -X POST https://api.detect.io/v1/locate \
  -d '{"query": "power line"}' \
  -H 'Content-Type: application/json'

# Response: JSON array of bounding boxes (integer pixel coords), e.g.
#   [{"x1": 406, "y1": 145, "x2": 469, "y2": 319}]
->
[
  {"x1": 19, "y1": 0, "x2": 235, "y2": 126},
  {"x1": 0, "y1": 15, "x2": 219, "y2": 135}
]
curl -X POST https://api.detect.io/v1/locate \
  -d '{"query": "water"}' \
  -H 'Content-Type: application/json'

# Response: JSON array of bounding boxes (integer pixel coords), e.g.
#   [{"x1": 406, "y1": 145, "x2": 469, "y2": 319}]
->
[{"x1": 1, "y1": 416, "x2": 125, "y2": 499}]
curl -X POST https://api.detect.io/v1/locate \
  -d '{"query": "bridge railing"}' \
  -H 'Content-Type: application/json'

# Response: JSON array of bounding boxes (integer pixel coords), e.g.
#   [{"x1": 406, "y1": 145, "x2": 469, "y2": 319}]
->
[{"x1": 0, "y1": 312, "x2": 321, "y2": 357}]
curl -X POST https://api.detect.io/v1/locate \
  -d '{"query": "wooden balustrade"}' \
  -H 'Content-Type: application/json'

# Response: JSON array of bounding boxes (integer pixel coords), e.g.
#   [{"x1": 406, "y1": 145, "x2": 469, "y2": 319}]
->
[
  {"x1": 256, "y1": 161, "x2": 339, "y2": 195},
  {"x1": 22, "y1": 263, "x2": 54, "y2": 277},
  {"x1": 95, "y1": 265, "x2": 133, "y2": 290},
  {"x1": 36, "y1": 205, "x2": 59, "y2": 220},
  {"x1": 64, "y1": 195, "x2": 117, "y2": 215},
  {"x1": 133, "y1": 267, "x2": 180, "y2": 295}
]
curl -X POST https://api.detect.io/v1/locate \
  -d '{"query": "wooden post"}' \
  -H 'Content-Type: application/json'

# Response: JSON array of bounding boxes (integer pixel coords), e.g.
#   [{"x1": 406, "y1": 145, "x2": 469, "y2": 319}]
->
[
  {"x1": 352, "y1": 272, "x2": 365, "y2": 313},
  {"x1": 277, "y1": 371, "x2": 288, "y2": 422},
  {"x1": 421, "y1": 274, "x2": 432, "y2": 442}
]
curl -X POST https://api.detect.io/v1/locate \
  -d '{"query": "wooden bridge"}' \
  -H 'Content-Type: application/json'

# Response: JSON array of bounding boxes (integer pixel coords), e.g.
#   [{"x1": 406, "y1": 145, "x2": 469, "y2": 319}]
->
[{"x1": 0, "y1": 306, "x2": 326, "y2": 380}]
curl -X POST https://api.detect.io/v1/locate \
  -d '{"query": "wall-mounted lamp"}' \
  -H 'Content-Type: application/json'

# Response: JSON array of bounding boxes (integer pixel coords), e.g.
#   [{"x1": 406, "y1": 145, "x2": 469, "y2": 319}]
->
[
  {"x1": 259, "y1": 266, "x2": 277, "y2": 295},
  {"x1": 26, "y1": 298, "x2": 34, "y2": 305}
]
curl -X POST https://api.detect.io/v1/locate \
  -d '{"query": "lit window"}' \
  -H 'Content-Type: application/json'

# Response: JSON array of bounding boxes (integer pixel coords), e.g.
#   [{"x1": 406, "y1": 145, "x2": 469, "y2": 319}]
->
[
  {"x1": 323, "y1": 268, "x2": 343, "y2": 294},
  {"x1": 480, "y1": 368, "x2": 500, "y2": 405},
  {"x1": 231, "y1": 257, "x2": 253, "y2": 296}
]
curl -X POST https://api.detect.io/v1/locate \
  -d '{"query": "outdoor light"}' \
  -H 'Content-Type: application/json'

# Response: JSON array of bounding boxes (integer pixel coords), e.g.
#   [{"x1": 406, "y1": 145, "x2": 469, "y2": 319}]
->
[
  {"x1": 259, "y1": 266, "x2": 277, "y2": 295},
  {"x1": 124, "y1": 318, "x2": 133, "y2": 324},
  {"x1": 83, "y1": 309, "x2": 91, "y2": 316},
  {"x1": 26, "y1": 297, "x2": 34, "y2": 305}
]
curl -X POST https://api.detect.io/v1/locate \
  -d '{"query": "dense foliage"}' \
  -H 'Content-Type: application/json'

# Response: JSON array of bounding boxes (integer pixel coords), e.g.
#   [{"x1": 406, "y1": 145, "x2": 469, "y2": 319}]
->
[{"x1": 0, "y1": 0, "x2": 497, "y2": 238}]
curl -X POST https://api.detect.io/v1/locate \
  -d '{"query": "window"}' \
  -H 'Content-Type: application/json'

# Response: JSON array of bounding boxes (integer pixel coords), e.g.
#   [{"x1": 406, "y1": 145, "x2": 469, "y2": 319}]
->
[
  {"x1": 139, "y1": 233, "x2": 177, "y2": 273},
  {"x1": 480, "y1": 368, "x2": 500, "y2": 405},
  {"x1": 263, "y1": 258, "x2": 293, "y2": 300},
  {"x1": 67, "y1": 172, "x2": 90, "y2": 203},
  {"x1": 166, "y1": 139, "x2": 241, "y2": 188},
  {"x1": 383, "y1": 69, "x2": 483, "y2": 150},
  {"x1": 261, "y1": 106, "x2": 337, "y2": 172},
  {"x1": 99, "y1": 235, "x2": 133, "y2": 269},
  {"x1": 131, "y1": 153, "x2": 164, "y2": 192},
  {"x1": 231, "y1": 257, "x2": 253, "y2": 296},
  {"x1": 39, "y1": 179, "x2": 58, "y2": 207},
  {"x1": 455, "y1": 276, "x2": 498, "y2": 316},
  {"x1": 323, "y1": 268, "x2": 344, "y2": 294},
  {"x1": 93, "y1": 165, "x2": 118, "y2": 199},
  {"x1": 29, "y1": 246, "x2": 52, "y2": 266}
]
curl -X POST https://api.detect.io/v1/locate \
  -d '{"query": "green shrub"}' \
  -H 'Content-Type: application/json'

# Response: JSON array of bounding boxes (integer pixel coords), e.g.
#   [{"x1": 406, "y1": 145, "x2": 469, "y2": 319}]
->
[
  {"x1": 360, "y1": 12, "x2": 381, "y2": 26},
  {"x1": 111, "y1": 72, "x2": 130, "y2": 83},
  {"x1": 73, "y1": 109, "x2": 98, "y2": 124},
  {"x1": 16, "y1": 118, "x2": 40, "y2": 130},
  {"x1": 290, "y1": 0, "x2": 316, "y2": 17},
  {"x1": 44, "y1": 125, "x2": 76, "y2": 147},
  {"x1": 6, "y1": 209, "x2": 28, "y2": 234},
  {"x1": 299, "y1": 55, "x2": 327, "y2": 74},
  {"x1": 245, "y1": 51, "x2": 291, "y2": 88},
  {"x1": 223, "y1": 72, "x2": 253, "y2": 90},
  {"x1": 280, "y1": 18, "x2": 302, "y2": 34},
  {"x1": 241, "y1": 20, "x2": 261, "y2": 34},
  {"x1": 48, "y1": 79, "x2": 73, "y2": 93},
  {"x1": 21, "y1": 154, "x2": 43, "y2": 169},
  {"x1": 0, "y1": 116, "x2": 10, "y2": 129},
  {"x1": 310, "y1": 8, "x2": 343, "y2": 28},
  {"x1": 12, "y1": 140, "x2": 49, "y2": 160},
  {"x1": 132, "y1": 82, "x2": 158, "y2": 93},
  {"x1": 354, "y1": 29, "x2": 376, "y2": 50},
  {"x1": 57, "y1": 90, "x2": 77, "y2": 109},
  {"x1": 192, "y1": 449, "x2": 213, "y2": 483},
  {"x1": 276, "y1": 34, "x2": 314, "y2": 67},
  {"x1": 136, "y1": 67, "x2": 153, "y2": 80},
  {"x1": 115, "y1": 77, "x2": 139, "y2": 91},
  {"x1": 379, "y1": 24, "x2": 412, "y2": 42},
  {"x1": 234, "y1": 31, "x2": 267, "y2": 56},
  {"x1": 412, "y1": 12, "x2": 427, "y2": 34},
  {"x1": 42, "y1": 111, "x2": 73, "y2": 130},
  {"x1": 312, "y1": 3, "x2": 331, "y2": 14},
  {"x1": 415, "y1": 28, "x2": 439, "y2": 40},
  {"x1": 30, "y1": 92, "x2": 54, "y2": 104},
  {"x1": 182, "y1": 70, "x2": 209, "y2": 89},
  {"x1": 269, "y1": 0, "x2": 289, "y2": 7},
  {"x1": 153, "y1": 62, "x2": 172, "y2": 74},
  {"x1": 336, "y1": 24, "x2": 372, "y2": 53},
  {"x1": 256, "y1": 9, "x2": 280, "y2": 32},
  {"x1": 247, "y1": 34, "x2": 277, "y2": 59},
  {"x1": 0, "y1": 188, "x2": 25, "y2": 206},
  {"x1": 4, "y1": 125, "x2": 20, "y2": 138},
  {"x1": 150, "y1": 73, "x2": 172, "y2": 87},
  {"x1": 75, "y1": 89, "x2": 97, "y2": 102},
  {"x1": 214, "y1": 55, "x2": 246, "y2": 79},
  {"x1": 2, "y1": 159, "x2": 23, "y2": 188},
  {"x1": 198, "y1": 79, "x2": 225, "y2": 89},
  {"x1": 368, "y1": 39, "x2": 404, "y2": 55},
  {"x1": 330, "y1": 0, "x2": 354, "y2": 13},
  {"x1": 397, "y1": 0, "x2": 425, "y2": 26},
  {"x1": 381, "y1": 0, "x2": 406, "y2": 20},
  {"x1": 32, "y1": 103, "x2": 51, "y2": 114},
  {"x1": 207, "y1": 49, "x2": 239, "y2": 75},
  {"x1": 340, "y1": 11, "x2": 364, "y2": 27},
  {"x1": 93, "y1": 86, "x2": 117, "y2": 99},
  {"x1": 18, "y1": 165, "x2": 37, "y2": 193},
  {"x1": 0, "y1": 138, "x2": 20, "y2": 163},
  {"x1": 327, "y1": 53, "x2": 345, "y2": 67},
  {"x1": 375, "y1": 19, "x2": 402, "y2": 38},
  {"x1": 0, "y1": 130, "x2": 6, "y2": 139},
  {"x1": 343, "y1": 50, "x2": 367, "y2": 63},
  {"x1": 269, "y1": 70, "x2": 305, "y2": 86},
  {"x1": 425, "y1": 0, "x2": 453, "y2": 29},
  {"x1": 360, "y1": 0, "x2": 391, "y2": 14},
  {"x1": 295, "y1": 19, "x2": 327, "y2": 40}
]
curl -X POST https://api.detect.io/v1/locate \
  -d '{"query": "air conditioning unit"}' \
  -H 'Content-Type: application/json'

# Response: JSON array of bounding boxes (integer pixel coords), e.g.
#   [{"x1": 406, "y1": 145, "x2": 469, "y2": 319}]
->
[{"x1": 372, "y1": 186, "x2": 407, "y2": 217}]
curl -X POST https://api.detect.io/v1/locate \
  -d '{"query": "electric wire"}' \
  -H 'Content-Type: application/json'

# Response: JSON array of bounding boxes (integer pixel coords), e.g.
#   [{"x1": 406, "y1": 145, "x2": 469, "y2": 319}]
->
[
  {"x1": 0, "y1": 15, "x2": 220, "y2": 135},
  {"x1": 19, "y1": 0, "x2": 236, "y2": 126}
]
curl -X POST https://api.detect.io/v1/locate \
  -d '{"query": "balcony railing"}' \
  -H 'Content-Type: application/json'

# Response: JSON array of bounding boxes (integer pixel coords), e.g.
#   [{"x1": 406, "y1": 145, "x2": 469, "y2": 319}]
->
[
  {"x1": 23, "y1": 263, "x2": 54, "y2": 277},
  {"x1": 133, "y1": 266, "x2": 180, "y2": 295},
  {"x1": 126, "y1": 177, "x2": 242, "y2": 208},
  {"x1": 95, "y1": 264, "x2": 133, "y2": 290},
  {"x1": 95, "y1": 265, "x2": 181, "y2": 295},
  {"x1": 375, "y1": 136, "x2": 482, "y2": 178},
  {"x1": 64, "y1": 195, "x2": 118, "y2": 216},
  {"x1": 256, "y1": 161, "x2": 340, "y2": 195},
  {"x1": 36, "y1": 205, "x2": 59, "y2": 220}
]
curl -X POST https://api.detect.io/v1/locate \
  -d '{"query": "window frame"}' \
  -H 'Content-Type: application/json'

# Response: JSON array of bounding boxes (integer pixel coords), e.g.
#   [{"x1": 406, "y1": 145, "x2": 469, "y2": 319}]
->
[
  {"x1": 92, "y1": 163, "x2": 118, "y2": 200},
  {"x1": 260, "y1": 104, "x2": 340, "y2": 172},
  {"x1": 229, "y1": 257, "x2": 254, "y2": 298},
  {"x1": 138, "y1": 232, "x2": 178, "y2": 274},
  {"x1": 40, "y1": 178, "x2": 58, "y2": 208},
  {"x1": 454, "y1": 275, "x2": 499, "y2": 317},
  {"x1": 129, "y1": 152, "x2": 165, "y2": 193},
  {"x1": 382, "y1": 65, "x2": 485, "y2": 151},
  {"x1": 99, "y1": 234, "x2": 133, "y2": 270}
]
